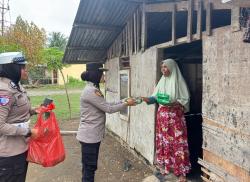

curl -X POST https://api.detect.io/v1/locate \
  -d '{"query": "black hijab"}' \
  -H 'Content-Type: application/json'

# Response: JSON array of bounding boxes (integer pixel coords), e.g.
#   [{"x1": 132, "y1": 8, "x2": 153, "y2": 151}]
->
[
  {"x1": 81, "y1": 70, "x2": 103, "y2": 89},
  {"x1": 0, "y1": 63, "x2": 23, "y2": 86}
]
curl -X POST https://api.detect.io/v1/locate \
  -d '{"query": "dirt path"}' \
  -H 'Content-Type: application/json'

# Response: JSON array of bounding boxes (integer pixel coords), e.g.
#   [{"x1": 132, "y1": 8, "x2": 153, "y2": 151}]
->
[{"x1": 26, "y1": 120, "x2": 153, "y2": 182}]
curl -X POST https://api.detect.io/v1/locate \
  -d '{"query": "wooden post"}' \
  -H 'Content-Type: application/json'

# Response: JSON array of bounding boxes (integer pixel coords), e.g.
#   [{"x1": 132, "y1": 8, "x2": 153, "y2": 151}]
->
[
  {"x1": 137, "y1": 8, "x2": 141, "y2": 51},
  {"x1": 172, "y1": 4, "x2": 177, "y2": 45},
  {"x1": 187, "y1": 0, "x2": 194, "y2": 42},
  {"x1": 119, "y1": 33, "x2": 122, "y2": 56},
  {"x1": 231, "y1": 7, "x2": 241, "y2": 32},
  {"x1": 114, "y1": 40, "x2": 117, "y2": 58},
  {"x1": 126, "y1": 24, "x2": 129, "y2": 56},
  {"x1": 134, "y1": 12, "x2": 137, "y2": 54},
  {"x1": 141, "y1": 3, "x2": 147, "y2": 51},
  {"x1": 196, "y1": 0, "x2": 203, "y2": 39},
  {"x1": 123, "y1": 29, "x2": 126, "y2": 56},
  {"x1": 206, "y1": 2, "x2": 212, "y2": 36},
  {"x1": 129, "y1": 19, "x2": 133, "y2": 55}
]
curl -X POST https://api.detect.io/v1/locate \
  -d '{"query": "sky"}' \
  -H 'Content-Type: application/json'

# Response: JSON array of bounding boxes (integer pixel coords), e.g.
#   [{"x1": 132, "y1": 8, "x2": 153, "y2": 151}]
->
[{"x1": 8, "y1": 0, "x2": 80, "y2": 37}]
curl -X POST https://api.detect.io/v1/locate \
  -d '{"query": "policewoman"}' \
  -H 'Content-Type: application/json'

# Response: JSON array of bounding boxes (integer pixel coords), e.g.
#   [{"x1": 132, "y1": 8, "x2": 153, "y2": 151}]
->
[
  {"x1": 77, "y1": 63, "x2": 135, "y2": 182},
  {"x1": 0, "y1": 52, "x2": 38, "y2": 182}
]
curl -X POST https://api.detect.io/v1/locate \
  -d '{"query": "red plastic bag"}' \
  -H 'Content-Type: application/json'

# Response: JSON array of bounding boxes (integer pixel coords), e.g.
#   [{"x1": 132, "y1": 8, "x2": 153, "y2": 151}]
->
[{"x1": 27, "y1": 108, "x2": 65, "y2": 167}]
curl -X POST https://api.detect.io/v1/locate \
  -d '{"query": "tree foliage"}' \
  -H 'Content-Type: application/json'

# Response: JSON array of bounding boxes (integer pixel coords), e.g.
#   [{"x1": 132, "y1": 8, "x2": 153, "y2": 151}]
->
[
  {"x1": 43, "y1": 47, "x2": 65, "y2": 71},
  {"x1": 43, "y1": 47, "x2": 72, "y2": 118},
  {"x1": 2, "y1": 16, "x2": 46, "y2": 68},
  {"x1": 48, "y1": 32, "x2": 67, "y2": 51}
]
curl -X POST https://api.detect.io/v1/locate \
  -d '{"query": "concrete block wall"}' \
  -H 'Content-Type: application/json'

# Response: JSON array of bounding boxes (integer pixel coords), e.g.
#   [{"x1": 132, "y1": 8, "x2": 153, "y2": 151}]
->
[
  {"x1": 105, "y1": 47, "x2": 159, "y2": 164},
  {"x1": 202, "y1": 26, "x2": 250, "y2": 174}
]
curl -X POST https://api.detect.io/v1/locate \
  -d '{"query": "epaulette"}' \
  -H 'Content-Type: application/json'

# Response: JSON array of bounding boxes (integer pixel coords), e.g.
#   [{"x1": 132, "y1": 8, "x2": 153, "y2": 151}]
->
[{"x1": 94, "y1": 89, "x2": 104, "y2": 97}]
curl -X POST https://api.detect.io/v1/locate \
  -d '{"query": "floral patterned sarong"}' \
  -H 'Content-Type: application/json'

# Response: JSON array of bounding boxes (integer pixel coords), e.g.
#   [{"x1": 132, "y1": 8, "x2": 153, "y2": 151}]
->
[{"x1": 155, "y1": 105, "x2": 191, "y2": 176}]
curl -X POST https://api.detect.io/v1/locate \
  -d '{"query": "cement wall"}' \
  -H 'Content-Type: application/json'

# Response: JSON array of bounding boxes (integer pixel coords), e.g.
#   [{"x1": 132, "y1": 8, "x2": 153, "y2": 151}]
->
[
  {"x1": 202, "y1": 26, "x2": 250, "y2": 174},
  {"x1": 105, "y1": 47, "x2": 159, "y2": 164}
]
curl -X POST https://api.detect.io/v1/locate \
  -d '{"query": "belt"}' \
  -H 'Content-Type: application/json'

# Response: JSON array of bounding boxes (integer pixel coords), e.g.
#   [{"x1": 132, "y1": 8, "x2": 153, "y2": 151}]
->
[{"x1": 11, "y1": 120, "x2": 30, "y2": 129}]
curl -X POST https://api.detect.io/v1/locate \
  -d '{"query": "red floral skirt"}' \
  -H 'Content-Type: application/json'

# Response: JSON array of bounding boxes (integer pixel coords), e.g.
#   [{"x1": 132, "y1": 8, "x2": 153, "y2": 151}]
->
[{"x1": 155, "y1": 105, "x2": 191, "y2": 176}]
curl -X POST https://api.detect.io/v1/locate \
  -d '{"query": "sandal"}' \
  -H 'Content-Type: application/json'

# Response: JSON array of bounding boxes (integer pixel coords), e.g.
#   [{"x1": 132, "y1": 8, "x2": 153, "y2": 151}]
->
[{"x1": 178, "y1": 176, "x2": 187, "y2": 182}]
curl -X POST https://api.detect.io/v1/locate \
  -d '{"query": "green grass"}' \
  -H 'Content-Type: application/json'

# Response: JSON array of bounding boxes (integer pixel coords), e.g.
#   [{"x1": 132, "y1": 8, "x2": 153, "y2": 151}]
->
[{"x1": 30, "y1": 93, "x2": 81, "y2": 122}]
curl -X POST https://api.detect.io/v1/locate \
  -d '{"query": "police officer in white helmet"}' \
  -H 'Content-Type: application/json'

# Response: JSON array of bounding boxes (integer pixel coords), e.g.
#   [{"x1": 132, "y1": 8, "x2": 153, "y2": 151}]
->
[{"x1": 0, "y1": 52, "x2": 39, "y2": 182}]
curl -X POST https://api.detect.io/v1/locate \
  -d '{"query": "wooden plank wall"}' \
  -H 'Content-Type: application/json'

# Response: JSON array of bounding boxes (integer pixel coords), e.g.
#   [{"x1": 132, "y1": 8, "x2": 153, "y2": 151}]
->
[
  {"x1": 107, "y1": 0, "x2": 250, "y2": 58},
  {"x1": 107, "y1": 7, "x2": 142, "y2": 59},
  {"x1": 106, "y1": 0, "x2": 250, "y2": 180}
]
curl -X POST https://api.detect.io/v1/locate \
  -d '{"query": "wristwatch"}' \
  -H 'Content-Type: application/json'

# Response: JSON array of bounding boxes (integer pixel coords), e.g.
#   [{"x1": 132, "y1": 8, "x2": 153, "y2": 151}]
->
[{"x1": 25, "y1": 128, "x2": 32, "y2": 138}]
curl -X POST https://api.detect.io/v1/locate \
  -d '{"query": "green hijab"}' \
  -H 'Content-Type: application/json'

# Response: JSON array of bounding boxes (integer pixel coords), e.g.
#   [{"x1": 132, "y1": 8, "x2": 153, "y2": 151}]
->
[{"x1": 152, "y1": 59, "x2": 190, "y2": 112}]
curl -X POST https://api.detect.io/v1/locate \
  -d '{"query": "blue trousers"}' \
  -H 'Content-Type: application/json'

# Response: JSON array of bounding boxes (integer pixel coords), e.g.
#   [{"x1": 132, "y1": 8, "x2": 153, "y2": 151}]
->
[{"x1": 80, "y1": 142, "x2": 101, "y2": 182}]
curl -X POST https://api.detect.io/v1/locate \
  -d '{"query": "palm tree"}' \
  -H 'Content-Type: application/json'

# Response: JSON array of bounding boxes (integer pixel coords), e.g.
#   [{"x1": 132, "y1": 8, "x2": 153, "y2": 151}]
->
[{"x1": 48, "y1": 32, "x2": 67, "y2": 51}]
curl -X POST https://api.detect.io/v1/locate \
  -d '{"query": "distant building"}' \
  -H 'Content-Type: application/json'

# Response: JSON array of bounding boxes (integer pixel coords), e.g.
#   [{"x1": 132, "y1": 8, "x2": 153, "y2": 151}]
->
[{"x1": 57, "y1": 64, "x2": 86, "y2": 85}]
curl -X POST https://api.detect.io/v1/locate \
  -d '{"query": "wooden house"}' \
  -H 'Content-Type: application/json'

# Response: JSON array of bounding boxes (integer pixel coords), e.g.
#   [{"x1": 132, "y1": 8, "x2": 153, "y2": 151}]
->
[{"x1": 63, "y1": 0, "x2": 250, "y2": 181}]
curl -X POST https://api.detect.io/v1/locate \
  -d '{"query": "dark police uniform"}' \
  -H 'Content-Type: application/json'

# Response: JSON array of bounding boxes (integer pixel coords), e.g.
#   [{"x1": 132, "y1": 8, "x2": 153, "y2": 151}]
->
[
  {"x1": 77, "y1": 63, "x2": 127, "y2": 182},
  {"x1": 0, "y1": 52, "x2": 34, "y2": 182}
]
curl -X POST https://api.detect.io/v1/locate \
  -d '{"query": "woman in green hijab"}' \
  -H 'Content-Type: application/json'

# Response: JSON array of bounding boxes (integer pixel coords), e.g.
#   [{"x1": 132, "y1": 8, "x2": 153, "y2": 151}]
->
[{"x1": 142, "y1": 59, "x2": 191, "y2": 182}]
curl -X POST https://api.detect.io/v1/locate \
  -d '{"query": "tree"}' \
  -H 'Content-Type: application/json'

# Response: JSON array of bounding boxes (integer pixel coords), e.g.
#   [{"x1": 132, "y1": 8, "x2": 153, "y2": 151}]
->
[
  {"x1": 43, "y1": 47, "x2": 72, "y2": 119},
  {"x1": 48, "y1": 32, "x2": 67, "y2": 51},
  {"x1": 0, "y1": 37, "x2": 20, "y2": 52},
  {"x1": 3, "y1": 16, "x2": 46, "y2": 68}
]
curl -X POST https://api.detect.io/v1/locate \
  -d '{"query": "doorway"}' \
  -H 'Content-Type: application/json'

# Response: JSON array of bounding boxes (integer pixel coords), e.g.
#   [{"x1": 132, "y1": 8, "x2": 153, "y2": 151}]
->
[{"x1": 161, "y1": 40, "x2": 203, "y2": 177}]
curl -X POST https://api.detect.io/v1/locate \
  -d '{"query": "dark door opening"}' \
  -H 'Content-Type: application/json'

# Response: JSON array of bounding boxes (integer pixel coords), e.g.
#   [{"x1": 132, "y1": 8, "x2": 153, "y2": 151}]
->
[{"x1": 162, "y1": 40, "x2": 203, "y2": 178}]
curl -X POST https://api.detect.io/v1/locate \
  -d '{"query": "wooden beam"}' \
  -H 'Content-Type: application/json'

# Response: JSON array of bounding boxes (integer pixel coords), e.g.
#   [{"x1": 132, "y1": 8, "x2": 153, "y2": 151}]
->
[
  {"x1": 136, "y1": 8, "x2": 141, "y2": 51},
  {"x1": 141, "y1": 3, "x2": 147, "y2": 51},
  {"x1": 122, "y1": 29, "x2": 126, "y2": 56},
  {"x1": 171, "y1": 4, "x2": 177, "y2": 45},
  {"x1": 156, "y1": 36, "x2": 196, "y2": 49},
  {"x1": 73, "y1": 23, "x2": 122, "y2": 32},
  {"x1": 231, "y1": 7, "x2": 241, "y2": 32},
  {"x1": 196, "y1": 0, "x2": 203, "y2": 40},
  {"x1": 145, "y1": 1, "x2": 192, "y2": 12},
  {"x1": 198, "y1": 158, "x2": 239, "y2": 182},
  {"x1": 134, "y1": 12, "x2": 137, "y2": 53},
  {"x1": 206, "y1": 2, "x2": 212, "y2": 36},
  {"x1": 126, "y1": 24, "x2": 129, "y2": 56},
  {"x1": 223, "y1": 0, "x2": 250, "y2": 7},
  {"x1": 118, "y1": 33, "x2": 122, "y2": 57},
  {"x1": 187, "y1": 0, "x2": 194, "y2": 42},
  {"x1": 145, "y1": 0, "x2": 231, "y2": 13},
  {"x1": 202, "y1": 150, "x2": 250, "y2": 182},
  {"x1": 129, "y1": 19, "x2": 133, "y2": 55}
]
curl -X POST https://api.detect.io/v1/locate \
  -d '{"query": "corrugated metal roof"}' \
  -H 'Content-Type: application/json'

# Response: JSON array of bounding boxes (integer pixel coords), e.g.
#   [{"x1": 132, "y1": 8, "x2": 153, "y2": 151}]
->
[
  {"x1": 63, "y1": 0, "x2": 142, "y2": 64},
  {"x1": 63, "y1": 0, "x2": 184, "y2": 64}
]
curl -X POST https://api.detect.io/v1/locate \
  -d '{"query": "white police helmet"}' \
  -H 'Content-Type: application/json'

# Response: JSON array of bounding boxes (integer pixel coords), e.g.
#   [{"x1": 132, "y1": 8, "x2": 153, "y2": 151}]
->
[{"x1": 0, "y1": 52, "x2": 27, "y2": 65}]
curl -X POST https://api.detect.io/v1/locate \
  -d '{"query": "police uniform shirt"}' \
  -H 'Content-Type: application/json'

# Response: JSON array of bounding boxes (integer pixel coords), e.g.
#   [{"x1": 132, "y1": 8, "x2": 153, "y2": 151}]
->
[
  {"x1": 0, "y1": 77, "x2": 31, "y2": 157},
  {"x1": 77, "y1": 82, "x2": 127, "y2": 143}
]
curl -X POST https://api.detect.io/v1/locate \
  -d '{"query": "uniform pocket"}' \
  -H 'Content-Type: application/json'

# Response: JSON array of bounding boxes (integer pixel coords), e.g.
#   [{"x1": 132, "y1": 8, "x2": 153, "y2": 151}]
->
[{"x1": 15, "y1": 94, "x2": 28, "y2": 107}]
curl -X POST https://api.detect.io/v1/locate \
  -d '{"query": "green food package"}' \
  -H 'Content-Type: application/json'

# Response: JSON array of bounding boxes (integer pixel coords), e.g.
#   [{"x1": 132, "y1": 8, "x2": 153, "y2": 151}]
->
[{"x1": 156, "y1": 93, "x2": 170, "y2": 105}]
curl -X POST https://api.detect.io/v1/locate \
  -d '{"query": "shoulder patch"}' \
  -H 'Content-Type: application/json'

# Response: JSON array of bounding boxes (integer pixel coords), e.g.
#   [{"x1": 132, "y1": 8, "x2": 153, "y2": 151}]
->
[
  {"x1": 0, "y1": 95, "x2": 10, "y2": 106},
  {"x1": 95, "y1": 90, "x2": 104, "y2": 97},
  {"x1": 10, "y1": 81, "x2": 17, "y2": 89}
]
